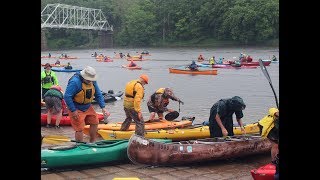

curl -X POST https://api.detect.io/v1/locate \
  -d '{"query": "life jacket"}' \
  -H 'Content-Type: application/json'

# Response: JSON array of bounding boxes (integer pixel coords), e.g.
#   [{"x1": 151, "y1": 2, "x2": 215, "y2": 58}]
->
[
  {"x1": 151, "y1": 88, "x2": 165, "y2": 103},
  {"x1": 42, "y1": 71, "x2": 54, "y2": 84},
  {"x1": 258, "y1": 108, "x2": 279, "y2": 137},
  {"x1": 209, "y1": 58, "x2": 215, "y2": 65},
  {"x1": 125, "y1": 80, "x2": 143, "y2": 99},
  {"x1": 73, "y1": 82, "x2": 95, "y2": 104},
  {"x1": 69, "y1": 74, "x2": 95, "y2": 104}
]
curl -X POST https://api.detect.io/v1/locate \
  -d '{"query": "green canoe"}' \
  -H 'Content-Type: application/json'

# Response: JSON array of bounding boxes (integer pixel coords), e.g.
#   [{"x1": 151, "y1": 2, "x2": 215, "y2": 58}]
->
[{"x1": 41, "y1": 139, "x2": 171, "y2": 169}]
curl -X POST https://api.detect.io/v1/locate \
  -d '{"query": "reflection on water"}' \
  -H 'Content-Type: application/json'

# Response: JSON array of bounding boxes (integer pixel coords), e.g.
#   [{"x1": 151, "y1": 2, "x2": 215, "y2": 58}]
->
[{"x1": 41, "y1": 47, "x2": 279, "y2": 140}]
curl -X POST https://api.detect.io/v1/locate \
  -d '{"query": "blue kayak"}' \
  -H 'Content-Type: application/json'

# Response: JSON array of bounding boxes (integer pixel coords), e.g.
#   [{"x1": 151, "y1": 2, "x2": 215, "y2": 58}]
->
[{"x1": 51, "y1": 67, "x2": 82, "y2": 72}]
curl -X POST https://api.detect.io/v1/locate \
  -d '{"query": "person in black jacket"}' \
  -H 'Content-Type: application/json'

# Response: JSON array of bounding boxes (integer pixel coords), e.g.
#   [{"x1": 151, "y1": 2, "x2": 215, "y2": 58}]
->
[{"x1": 208, "y1": 96, "x2": 246, "y2": 137}]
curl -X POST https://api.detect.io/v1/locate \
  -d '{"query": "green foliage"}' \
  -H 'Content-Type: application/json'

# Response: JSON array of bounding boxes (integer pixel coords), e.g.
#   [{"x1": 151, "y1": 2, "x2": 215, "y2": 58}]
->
[{"x1": 41, "y1": 0, "x2": 279, "y2": 49}]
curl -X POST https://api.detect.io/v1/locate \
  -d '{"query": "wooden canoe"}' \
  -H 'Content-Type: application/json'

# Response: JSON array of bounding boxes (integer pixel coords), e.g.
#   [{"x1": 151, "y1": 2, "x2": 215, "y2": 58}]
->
[
  {"x1": 83, "y1": 118, "x2": 194, "y2": 136},
  {"x1": 98, "y1": 123, "x2": 260, "y2": 141},
  {"x1": 169, "y1": 68, "x2": 217, "y2": 75},
  {"x1": 127, "y1": 134, "x2": 272, "y2": 166}
]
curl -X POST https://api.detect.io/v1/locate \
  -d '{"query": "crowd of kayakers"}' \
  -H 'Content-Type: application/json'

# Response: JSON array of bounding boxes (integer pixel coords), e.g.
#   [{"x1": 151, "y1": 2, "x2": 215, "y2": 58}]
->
[
  {"x1": 184, "y1": 53, "x2": 279, "y2": 71},
  {"x1": 41, "y1": 51, "x2": 279, "y2": 179}
]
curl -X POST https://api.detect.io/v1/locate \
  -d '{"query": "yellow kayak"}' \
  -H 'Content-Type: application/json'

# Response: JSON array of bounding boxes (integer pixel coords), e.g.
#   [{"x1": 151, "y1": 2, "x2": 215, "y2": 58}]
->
[{"x1": 98, "y1": 122, "x2": 260, "y2": 141}]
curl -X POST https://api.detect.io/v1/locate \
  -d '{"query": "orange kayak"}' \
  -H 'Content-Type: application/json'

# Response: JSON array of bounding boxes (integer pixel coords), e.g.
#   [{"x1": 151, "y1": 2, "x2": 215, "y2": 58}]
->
[
  {"x1": 59, "y1": 56, "x2": 78, "y2": 59},
  {"x1": 83, "y1": 118, "x2": 194, "y2": 136},
  {"x1": 126, "y1": 57, "x2": 150, "y2": 61},
  {"x1": 41, "y1": 64, "x2": 67, "y2": 67},
  {"x1": 169, "y1": 68, "x2": 218, "y2": 75},
  {"x1": 121, "y1": 65, "x2": 142, "y2": 70}
]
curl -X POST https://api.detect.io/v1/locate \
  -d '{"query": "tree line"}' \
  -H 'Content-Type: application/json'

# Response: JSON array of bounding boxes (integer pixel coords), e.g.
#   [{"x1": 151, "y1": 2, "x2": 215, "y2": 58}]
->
[{"x1": 41, "y1": 0, "x2": 279, "y2": 49}]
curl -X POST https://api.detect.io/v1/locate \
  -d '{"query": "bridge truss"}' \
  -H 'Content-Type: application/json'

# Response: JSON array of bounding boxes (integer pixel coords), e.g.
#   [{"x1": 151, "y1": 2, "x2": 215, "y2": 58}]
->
[{"x1": 41, "y1": 3, "x2": 113, "y2": 31}]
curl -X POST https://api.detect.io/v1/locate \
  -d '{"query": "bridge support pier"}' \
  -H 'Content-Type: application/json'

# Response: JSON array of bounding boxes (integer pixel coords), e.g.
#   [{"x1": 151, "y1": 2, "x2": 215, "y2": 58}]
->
[
  {"x1": 41, "y1": 30, "x2": 48, "y2": 51},
  {"x1": 98, "y1": 31, "x2": 113, "y2": 48}
]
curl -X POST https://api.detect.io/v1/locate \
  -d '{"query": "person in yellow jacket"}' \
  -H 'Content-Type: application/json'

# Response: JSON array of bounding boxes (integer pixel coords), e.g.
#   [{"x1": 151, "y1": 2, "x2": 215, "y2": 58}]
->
[
  {"x1": 120, "y1": 74, "x2": 149, "y2": 136},
  {"x1": 41, "y1": 63, "x2": 59, "y2": 98},
  {"x1": 209, "y1": 56, "x2": 215, "y2": 65},
  {"x1": 258, "y1": 107, "x2": 279, "y2": 161}
]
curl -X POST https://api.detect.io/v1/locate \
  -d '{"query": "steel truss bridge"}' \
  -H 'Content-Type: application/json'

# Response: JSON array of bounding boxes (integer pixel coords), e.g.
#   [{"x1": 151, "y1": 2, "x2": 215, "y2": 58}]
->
[{"x1": 41, "y1": 3, "x2": 113, "y2": 31}]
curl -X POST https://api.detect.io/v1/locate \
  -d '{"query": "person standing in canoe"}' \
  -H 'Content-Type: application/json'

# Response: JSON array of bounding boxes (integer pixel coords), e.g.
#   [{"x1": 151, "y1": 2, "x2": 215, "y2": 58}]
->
[
  {"x1": 120, "y1": 74, "x2": 149, "y2": 136},
  {"x1": 208, "y1": 96, "x2": 246, "y2": 137},
  {"x1": 147, "y1": 88, "x2": 184, "y2": 122},
  {"x1": 41, "y1": 63, "x2": 59, "y2": 99},
  {"x1": 64, "y1": 66, "x2": 110, "y2": 143},
  {"x1": 43, "y1": 85, "x2": 67, "y2": 129}
]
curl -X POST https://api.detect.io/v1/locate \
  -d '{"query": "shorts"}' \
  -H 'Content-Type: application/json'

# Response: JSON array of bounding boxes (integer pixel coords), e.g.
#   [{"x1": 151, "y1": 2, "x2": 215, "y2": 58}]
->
[
  {"x1": 69, "y1": 105, "x2": 99, "y2": 131},
  {"x1": 147, "y1": 105, "x2": 163, "y2": 114},
  {"x1": 44, "y1": 96, "x2": 62, "y2": 115}
]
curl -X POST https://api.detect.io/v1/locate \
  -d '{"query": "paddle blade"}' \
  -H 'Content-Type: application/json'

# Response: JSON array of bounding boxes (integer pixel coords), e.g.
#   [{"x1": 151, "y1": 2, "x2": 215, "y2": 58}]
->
[
  {"x1": 165, "y1": 111, "x2": 179, "y2": 121},
  {"x1": 258, "y1": 59, "x2": 272, "y2": 83}
]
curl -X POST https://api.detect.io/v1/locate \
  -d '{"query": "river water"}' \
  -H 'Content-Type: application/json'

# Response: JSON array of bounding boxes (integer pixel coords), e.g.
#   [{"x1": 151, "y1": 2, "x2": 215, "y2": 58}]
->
[
  {"x1": 41, "y1": 47, "x2": 278, "y2": 178},
  {"x1": 41, "y1": 47, "x2": 279, "y2": 126}
]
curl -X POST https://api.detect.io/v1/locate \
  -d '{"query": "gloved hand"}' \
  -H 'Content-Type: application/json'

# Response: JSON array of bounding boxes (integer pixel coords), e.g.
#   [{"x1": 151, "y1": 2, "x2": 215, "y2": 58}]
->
[{"x1": 178, "y1": 100, "x2": 184, "y2": 105}]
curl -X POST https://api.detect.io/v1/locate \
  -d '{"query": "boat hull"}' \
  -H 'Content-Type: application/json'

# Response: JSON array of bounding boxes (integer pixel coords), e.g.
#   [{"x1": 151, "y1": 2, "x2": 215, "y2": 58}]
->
[
  {"x1": 41, "y1": 140, "x2": 129, "y2": 168},
  {"x1": 121, "y1": 65, "x2": 142, "y2": 70},
  {"x1": 98, "y1": 123, "x2": 260, "y2": 141},
  {"x1": 127, "y1": 134, "x2": 272, "y2": 166},
  {"x1": 41, "y1": 139, "x2": 172, "y2": 169},
  {"x1": 169, "y1": 68, "x2": 217, "y2": 75},
  {"x1": 250, "y1": 163, "x2": 276, "y2": 180},
  {"x1": 84, "y1": 118, "x2": 194, "y2": 136}
]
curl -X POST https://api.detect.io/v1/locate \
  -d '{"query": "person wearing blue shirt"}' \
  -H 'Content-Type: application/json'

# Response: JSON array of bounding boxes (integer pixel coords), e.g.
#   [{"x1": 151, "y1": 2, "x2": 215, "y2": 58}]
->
[
  {"x1": 188, "y1": 60, "x2": 198, "y2": 71},
  {"x1": 64, "y1": 66, "x2": 110, "y2": 143}
]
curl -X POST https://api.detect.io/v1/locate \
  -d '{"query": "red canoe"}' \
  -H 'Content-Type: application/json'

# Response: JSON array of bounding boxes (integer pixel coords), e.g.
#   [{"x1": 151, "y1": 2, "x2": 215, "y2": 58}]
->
[
  {"x1": 41, "y1": 113, "x2": 104, "y2": 126},
  {"x1": 250, "y1": 163, "x2": 276, "y2": 180}
]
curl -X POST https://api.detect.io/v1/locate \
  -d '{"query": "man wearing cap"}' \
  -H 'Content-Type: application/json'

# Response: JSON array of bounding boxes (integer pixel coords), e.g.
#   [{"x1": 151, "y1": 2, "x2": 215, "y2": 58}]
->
[
  {"x1": 64, "y1": 66, "x2": 110, "y2": 143},
  {"x1": 41, "y1": 63, "x2": 59, "y2": 98},
  {"x1": 147, "y1": 88, "x2": 184, "y2": 121},
  {"x1": 208, "y1": 96, "x2": 246, "y2": 137},
  {"x1": 120, "y1": 74, "x2": 149, "y2": 136}
]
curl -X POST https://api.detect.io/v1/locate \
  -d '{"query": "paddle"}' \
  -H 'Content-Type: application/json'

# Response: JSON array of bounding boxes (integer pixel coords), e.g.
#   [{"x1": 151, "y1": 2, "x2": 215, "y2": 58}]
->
[
  {"x1": 258, "y1": 59, "x2": 279, "y2": 109},
  {"x1": 42, "y1": 135, "x2": 87, "y2": 145},
  {"x1": 165, "y1": 111, "x2": 179, "y2": 121}
]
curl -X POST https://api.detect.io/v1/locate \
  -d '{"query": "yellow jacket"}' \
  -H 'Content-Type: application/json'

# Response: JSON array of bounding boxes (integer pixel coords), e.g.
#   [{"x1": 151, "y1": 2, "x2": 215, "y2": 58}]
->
[
  {"x1": 258, "y1": 107, "x2": 279, "y2": 137},
  {"x1": 123, "y1": 79, "x2": 144, "y2": 112}
]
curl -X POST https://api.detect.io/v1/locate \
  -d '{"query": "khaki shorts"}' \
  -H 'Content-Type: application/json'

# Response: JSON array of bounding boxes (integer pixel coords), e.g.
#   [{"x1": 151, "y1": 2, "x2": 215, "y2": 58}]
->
[{"x1": 69, "y1": 105, "x2": 99, "y2": 131}]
